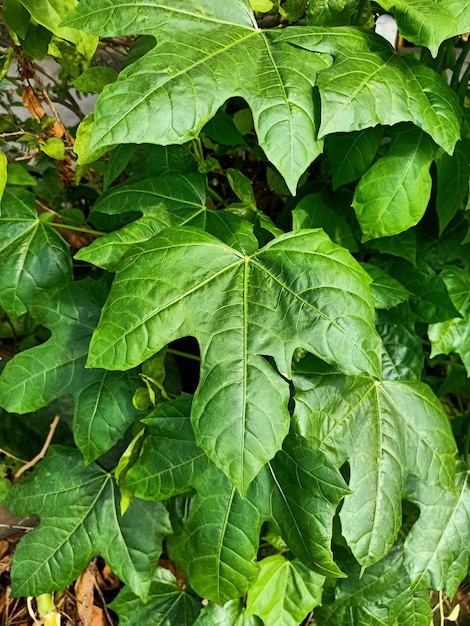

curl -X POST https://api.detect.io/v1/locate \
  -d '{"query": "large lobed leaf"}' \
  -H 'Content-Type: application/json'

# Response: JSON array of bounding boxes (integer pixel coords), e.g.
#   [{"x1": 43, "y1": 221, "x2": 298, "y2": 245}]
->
[
  {"x1": 0, "y1": 188, "x2": 72, "y2": 318},
  {"x1": 64, "y1": 0, "x2": 331, "y2": 193},
  {"x1": 121, "y1": 397, "x2": 349, "y2": 598},
  {"x1": 0, "y1": 279, "x2": 140, "y2": 463},
  {"x1": 293, "y1": 355, "x2": 456, "y2": 568},
  {"x1": 6, "y1": 446, "x2": 171, "y2": 598},
  {"x1": 87, "y1": 227, "x2": 380, "y2": 493},
  {"x1": 277, "y1": 27, "x2": 461, "y2": 154}
]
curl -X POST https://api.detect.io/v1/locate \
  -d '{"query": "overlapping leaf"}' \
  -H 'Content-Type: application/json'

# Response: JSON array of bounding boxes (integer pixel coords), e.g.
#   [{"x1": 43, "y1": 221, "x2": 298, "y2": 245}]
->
[
  {"x1": 194, "y1": 599, "x2": 262, "y2": 625},
  {"x1": 352, "y1": 127, "x2": 435, "y2": 241},
  {"x1": 404, "y1": 467, "x2": 470, "y2": 597},
  {"x1": 314, "y1": 543, "x2": 432, "y2": 625},
  {"x1": 293, "y1": 355, "x2": 456, "y2": 567},
  {"x1": 88, "y1": 227, "x2": 380, "y2": 492},
  {"x1": 246, "y1": 555, "x2": 324, "y2": 626},
  {"x1": 169, "y1": 465, "x2": 263, "y2": 604},
  {"x1": 65, "y1": 0, "x2": 331, "y2": 193},
  {"x1": 0, "y1": 188, "x2": 72, "y2": 318},
  {"x1": 436, "y1": 140, "x2": 470, "y2": 234},
  {"x1": 110, "y1": 566, "x2": 202, "y2": 626},
  {"x1": 6, "y1": 446, "x2": 171, "y2": 598},
  {"x1": 78, "y1": 173, "x2": 260, "y2": 270},
  {"x1": 277, "y1": 27, "x2": 461, "y2": 153},
  {"x1": 429, "y1": 265, "x2": 470, "y2": 375},
  {"x1": 325, "y1": 127, "x2": 383, "y2": 189},
  {"x1": 376, "y1": 0, "x2": 457, "y2": 56},
  {"x1": 0, "y1": 279, "x2": 140, "y2": 463}
]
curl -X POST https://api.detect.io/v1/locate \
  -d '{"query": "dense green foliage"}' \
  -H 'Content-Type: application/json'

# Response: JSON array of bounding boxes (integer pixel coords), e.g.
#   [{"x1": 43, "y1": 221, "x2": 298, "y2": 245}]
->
[{"x1": 0, "y1": 0, "x2": 470, "y2": 623}]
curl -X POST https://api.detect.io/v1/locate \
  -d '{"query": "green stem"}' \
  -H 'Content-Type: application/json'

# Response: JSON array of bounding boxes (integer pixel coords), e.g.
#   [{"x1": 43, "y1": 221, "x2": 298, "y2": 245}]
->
[
  {"x1": 457, "y1": 60, "x2": 470, "y2": 103},
  {"x1": 451, "y1": 37, "x2": 470, "y2": 91},
  {"x1": 49, "y1": 222, "x2": 106, "y2": 237},
  {"x1": 36, "y1": 593, "x2": 60, "y2": 626},
  {"x1": 207, "y1": 185, "x2": 227, "y2": 206},
  {"x1": 167, "y1": 348, "x2": 201, "y2": 362}
]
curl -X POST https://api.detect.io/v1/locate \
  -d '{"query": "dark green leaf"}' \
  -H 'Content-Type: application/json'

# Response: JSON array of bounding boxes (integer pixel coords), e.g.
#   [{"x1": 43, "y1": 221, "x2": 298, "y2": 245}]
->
[
  {"x1": 169, "y1": 465, "x2": 262, "y2": 604},
  {"x1": 88, "y1": 227, "x2": 381, "y2": 492},
  {"x1": 0, "y1": 188, "x2": 72, "y2": 318},
  {"x1": 65, "y1": 0, "x2": 332, "y2": 193},
  {"x1": 352, "y1": 127, "x2": 435, "y2": 241},
  {"x1": 73, "y1": 66, "x2": 118, "y2": 94},
  {"x1": 429, "y1": 265, "x2": 470, "y2": 375},
  {"x1": 360, "y1": 262, "x2": 410, "y2": 309},
  {"x1": 110, "y1": 566, "x2": 202, "y2": 626},
  {"x1": 293, "y1": 356, "x2": 456, "y2": 567},
  {"x1": 435, "y1": 140, "x2": 470, "y2": 234},
  {"x1": 325, "y1": 127, "x2": 383, "y2": 189},
  {"x1": 0, "y1": 279, "x2": 140, "y2": 463},
  {"x1": 376, "y1": 314, "x2": 424, "y2": 381},
  {"x1": 246, "y1": 555, "x2": 324, "y2": 626},
  {"x1": 6, "y1": 446, "x2": 171, "y2": 598},
  {"x1": 404, "y1": 466, "x2": 470, "y2": 597},
  {"x1": 315, "y1": 543, "x2": 432, "y2": 625},
  {"x1": 306, "y1": 0, "x2": 374, "y2": 26}
]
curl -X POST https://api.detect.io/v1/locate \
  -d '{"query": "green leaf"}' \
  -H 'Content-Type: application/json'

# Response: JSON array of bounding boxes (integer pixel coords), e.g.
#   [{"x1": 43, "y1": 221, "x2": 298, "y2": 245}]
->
[
  {"x1": 169, "y1": 465, "x2": 262, "y2": 604},
  {"x1": 443, "y1": 0, "x2": 470, "y2": 35},
  {"x1": 325, "y1": 127, "x2": 383, "y2": 189},
  {"x1": 359, "y1": 262, "x2": 410, "y2": 309},
  {"x1": 0, "y1": 188, "x2": 72, "y2": 318},
  {"x1": 6, "y1": 446, "x2": 171, "y2": 598},
  {"x1": 315, "y1": 543, "x2": 432, "y2": 625},
  {"x1": 306, "y1": 0, "x2": 374, "y2": 27},
  {"x1": 352, "y1": 127, "x2": 435, "y2": 241},
  {"x1": 120, "y1": 395, "x2": 210, "y2": 500},
  {"x1": 110, "y1": 566, "x2": 202, "y2": 626},
  {"x1": 376, "y1": 0, "x2": 457, "y2": 56},
  {"x1": 375, "y1": 257, "x2": 459, "y2": 322},
  {"x1": 366, "y1": 230, "x2": 417, "y2": 265},
  {"x1": 76, "y1": 173, "x2": 208, "y2": 270},
  {"x1": 292, "y1": 190, "x2": 359, "y2": 252},
  {"x1": 376, "y1": 313, "x2": 424, "y2": 381},
  {"x1": 88, "y1": 227, "x2": 381, "y2": 492},
  {"x1": 260, "y1": 434, "x2": 350, "y2": 577},
  {"x1": 429, "y1": 265, "x2": 470, "y2": 375},
  {"x1": 194, "y1": 599, "x2": 262, "y2": 625},
  {"x1": 404, "y1": 466, "x2": 470, "y2": 597},
  {"x1": 293, "y1": 355, "x2": 456, "y2": 567},
  {"x1": 0, "y1": 279, "x2": 140, "y2": 463},
  {"x1": 73, "y1": 66, "x2": 118, "y2": 94},
  {"x1": 278, "y1": 27, "x2": 461, "y2": 153},
  {"x1": 18, "y1": 0, "x2": 98, "y2": 59},
  {"x1": 41, "y1": 137, "x2": 65, "y2": 160},
  {"x1": 279, "y1": 0, "x2": 307, "y2": 21},
  {"x1": 64, "y1": 0, "x2": 332, "y2": 193},
  {"x1": 435, "y1": 140, "x2": 470, "y2": 234},
  {"x1": 7, "y1": 163, "x2": 38, "y2": 186},
  {"x1": 246, "y1": 555, "x2": 324, "y2": 626}
]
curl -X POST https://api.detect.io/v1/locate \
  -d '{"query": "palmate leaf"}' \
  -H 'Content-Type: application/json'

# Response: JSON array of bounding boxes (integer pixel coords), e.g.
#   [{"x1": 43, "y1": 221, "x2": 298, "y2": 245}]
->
[
  {"x1": 277, "y1": 27, "x2": 461, "y2": 153},
  {"x1": 194, "y1": 599, "x2": 262, "y2": 625},
  {"x1": 110, "y1": 566, "x2": 202, "y2": 626},
  {"x1": 122, "y1": 398, "x2": 348, "y2": 595},
  {"x1": 246, "y1": 555, "x2": 324, "y2": 626},
  {"x1": 293, "y1": 355, "x2": 456, "y2": 567},
  {"x1": 6, "y1": 446, "x2": 171, "y2": 598},
  {"x1": 64, "y1": 0, "x2": 331, "y2": 194},
  {"x1": 87, "y1": 226, "x2": 380, "y2": 493},
  {"x1": 315, "y1": 543, "x2": 432, "y2": 626},
  {"x1": 77, "y1": 173, "x2": 260, "y2": 270},
  {"x1": 0, "y1": 188, "x2": 72, "y2": 318},
  {"x1": 404, "y1": 467, "x2": 470, "y2": 597},
  {"x1": 0, "y1": 279, "x2": 140, "y2": 463},
  {"x1": 169, "y1": 464, "x2": 263, "y2": 604}
]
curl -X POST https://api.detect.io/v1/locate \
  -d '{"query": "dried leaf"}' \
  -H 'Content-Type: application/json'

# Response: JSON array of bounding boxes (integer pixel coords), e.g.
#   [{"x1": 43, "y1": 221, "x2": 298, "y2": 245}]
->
[{"x1": 22, "y1": 86, "x2": 45, "y2": 123}]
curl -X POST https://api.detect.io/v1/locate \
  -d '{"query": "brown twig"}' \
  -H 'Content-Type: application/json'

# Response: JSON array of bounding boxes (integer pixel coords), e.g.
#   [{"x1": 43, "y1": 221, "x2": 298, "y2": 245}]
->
[{"x1": 14, "y1": 415, "x2": 61, "y2": 481}]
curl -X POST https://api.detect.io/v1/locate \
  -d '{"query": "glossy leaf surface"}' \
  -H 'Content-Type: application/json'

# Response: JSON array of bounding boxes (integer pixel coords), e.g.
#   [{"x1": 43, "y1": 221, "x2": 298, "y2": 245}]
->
[
  {"x1": 6, "y1": 446, "x2": 171, "y2": 598},
  {"x1": 293, "y1": 356, "x2": 456, "y2": 566},
  {"x1": 0, "y1": 279, "x2": 140, "y2": 463},
  {"x1": 88, "y1": 227, "x2": 380, "y2": 492},
  {"x1": 65, "y1": 0, "x2": 331, "y2": 193},
  {"x1": 0, "y1": 188, "x2": 72, "y2": 318}
]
